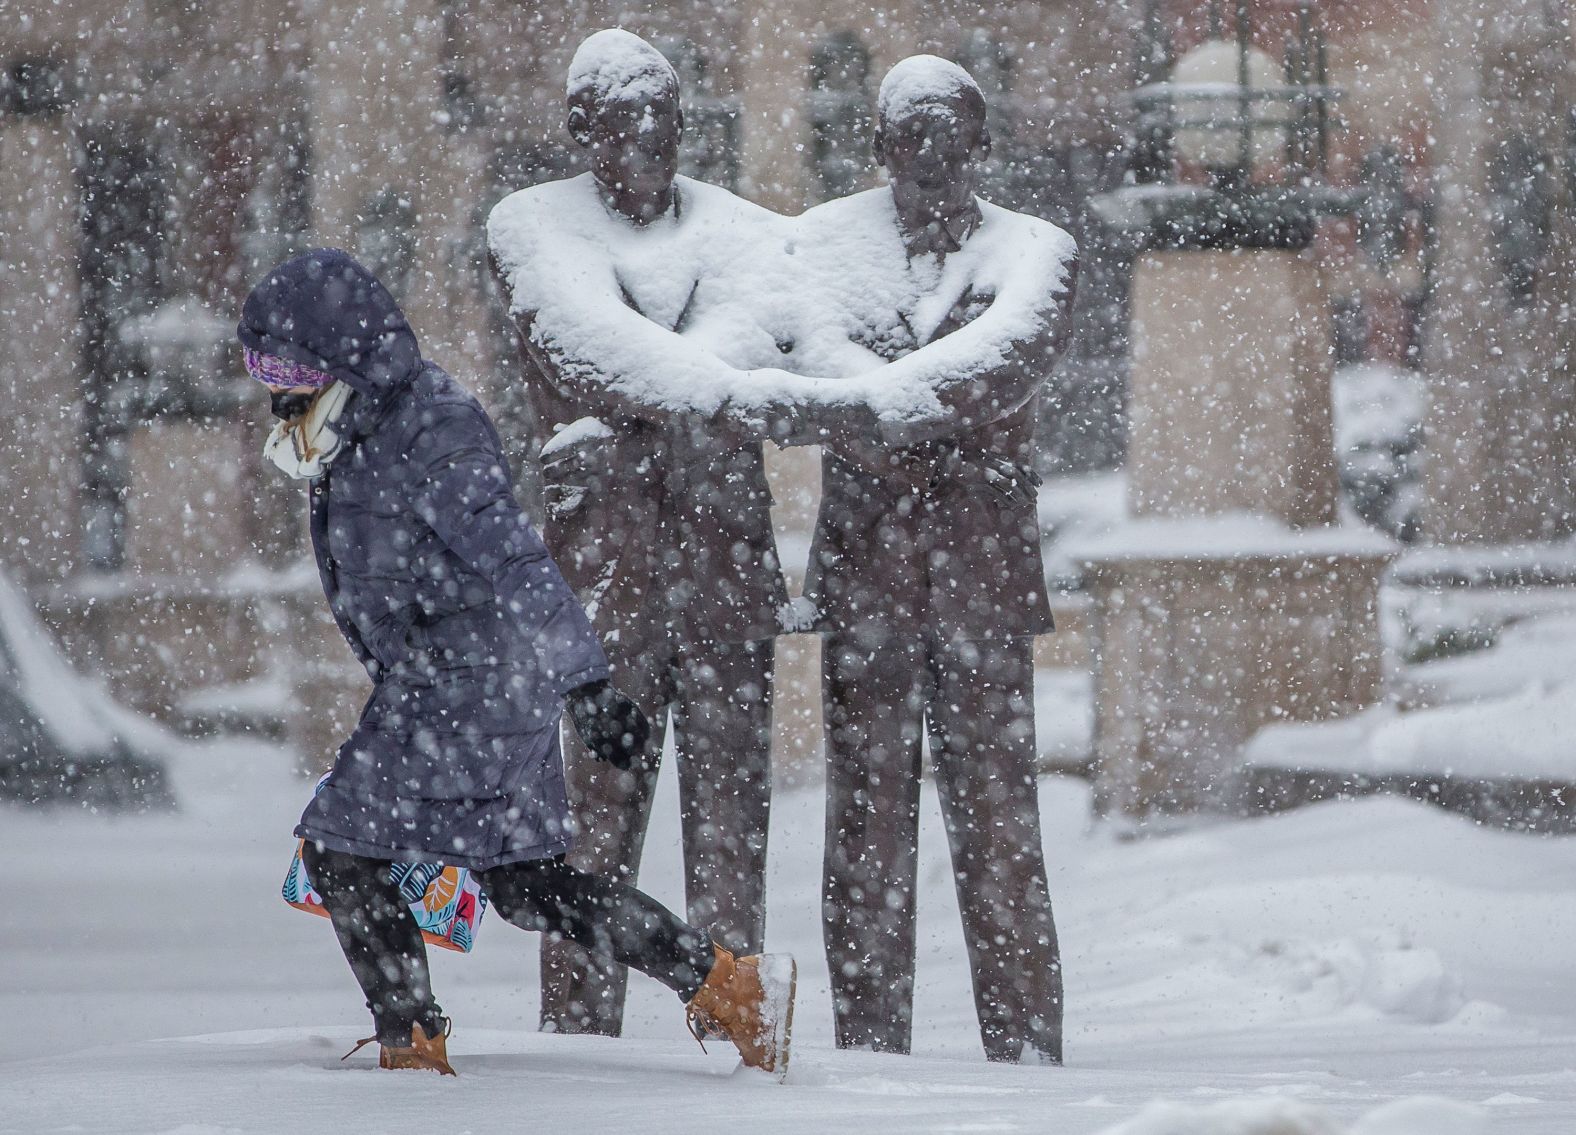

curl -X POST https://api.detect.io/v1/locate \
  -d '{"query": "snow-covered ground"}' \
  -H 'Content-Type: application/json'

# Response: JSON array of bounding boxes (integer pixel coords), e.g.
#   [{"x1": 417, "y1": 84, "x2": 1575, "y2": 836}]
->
[{"x1": 4, "y1": 735, "x2": 1574, "y2": 1134}]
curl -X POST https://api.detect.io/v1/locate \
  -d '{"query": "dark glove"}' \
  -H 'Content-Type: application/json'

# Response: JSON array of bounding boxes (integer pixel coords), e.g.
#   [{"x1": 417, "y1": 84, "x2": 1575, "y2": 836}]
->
[{"x1": 566, "y1": 679, "x2": 650, "y2": 770}]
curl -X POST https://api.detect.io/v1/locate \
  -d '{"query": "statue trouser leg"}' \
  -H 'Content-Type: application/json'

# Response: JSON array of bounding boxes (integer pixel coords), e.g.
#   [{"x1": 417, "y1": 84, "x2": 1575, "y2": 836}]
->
[
  {"x1": 673, "y1": 636, "x2": 774, "y2": 956},
  {"x1": 928, "y1": 635, "x2": 1063, "y2": 1064},
  {"x1": 822, "y1": 628, "x2": 926, "y2": 1053},
  {"x1": 540, "y1": 648, "x2": 672, "y2": 1036}
]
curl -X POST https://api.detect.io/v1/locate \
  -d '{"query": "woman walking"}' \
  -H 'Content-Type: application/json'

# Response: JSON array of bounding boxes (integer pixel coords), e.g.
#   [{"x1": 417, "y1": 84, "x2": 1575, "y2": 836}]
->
[{"x1": 237, "y1": 248, "x2": 793, "y2": 1077}]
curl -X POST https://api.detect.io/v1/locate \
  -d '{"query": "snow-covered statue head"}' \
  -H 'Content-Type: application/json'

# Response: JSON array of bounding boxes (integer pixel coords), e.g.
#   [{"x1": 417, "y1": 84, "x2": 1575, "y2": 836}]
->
[
  {"x1": 566, "y1": 29, "x2": 684, "y2": 226},
  {"x1": 874, "y1": 55, "x2": 992, "y2": 240}
]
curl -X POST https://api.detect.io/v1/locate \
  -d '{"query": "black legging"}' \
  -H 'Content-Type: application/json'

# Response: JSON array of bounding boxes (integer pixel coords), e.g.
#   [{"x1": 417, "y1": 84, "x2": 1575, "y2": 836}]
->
[{"x1": 304, "y1": 844, "x2": 715, "y2": 1045}]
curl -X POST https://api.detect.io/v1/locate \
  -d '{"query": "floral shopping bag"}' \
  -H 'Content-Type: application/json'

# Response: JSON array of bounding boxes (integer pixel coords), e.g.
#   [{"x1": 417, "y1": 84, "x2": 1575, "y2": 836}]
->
[{"x1": 281, "y1": 776, "x2": 488, "y2": 953}]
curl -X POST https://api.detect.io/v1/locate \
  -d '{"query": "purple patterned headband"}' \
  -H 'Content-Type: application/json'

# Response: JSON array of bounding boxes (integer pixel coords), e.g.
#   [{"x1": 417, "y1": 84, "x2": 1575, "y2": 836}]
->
[{"x1": 243, "y1": 347, "x2": 336, "y2": 389}]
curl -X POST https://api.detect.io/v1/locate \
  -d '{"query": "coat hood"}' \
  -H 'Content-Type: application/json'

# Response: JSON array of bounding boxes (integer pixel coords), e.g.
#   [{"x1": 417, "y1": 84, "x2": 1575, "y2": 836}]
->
[{"x1": 237, "y1": 249, "x2": 421, "y2": 401}]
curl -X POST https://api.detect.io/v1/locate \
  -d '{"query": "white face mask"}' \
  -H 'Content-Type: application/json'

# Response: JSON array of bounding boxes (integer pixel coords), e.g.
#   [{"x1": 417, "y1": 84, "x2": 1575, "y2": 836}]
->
[{"x1": 263, "y1": 381, "x2": 354, "y2": 480}]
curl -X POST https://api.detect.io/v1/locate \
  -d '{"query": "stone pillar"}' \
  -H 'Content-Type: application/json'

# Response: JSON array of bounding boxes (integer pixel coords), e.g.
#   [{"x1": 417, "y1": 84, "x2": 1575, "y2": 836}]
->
[
  {"x1": 290, "y1": 1, "x2": 466, "y2": 763},
  {"x1": 1083, "y1": 537, "x2": 1391, "y2": 820},
  {"x1": 1082, "y1": 235, "x2": 1393, "y2": 823},
  {"x1": 1127, "y1": 249, "x2": 1339, "y2": 527},
  {"x1": 306, "y1": 0, "x2": 460, "y2": 346},
  {"x1": 1421, "y1": 0, "x2": 1576, "y2": 544},
  {"x1": 0, "y1": 111, "x2": 82, "y2": 587}
]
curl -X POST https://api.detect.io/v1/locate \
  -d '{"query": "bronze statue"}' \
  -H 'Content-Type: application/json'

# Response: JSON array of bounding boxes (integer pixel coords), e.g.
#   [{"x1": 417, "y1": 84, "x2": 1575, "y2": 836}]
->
[
  {"x1": 792, "y1": 55, "x2": 1078, "y2": 1064},
  {"x1": 487, "y1": 30, "x2": 791, "y2": 1037},
  {"x1": 489, "y1": 36, "x2": 1077, "y2": 1062}
]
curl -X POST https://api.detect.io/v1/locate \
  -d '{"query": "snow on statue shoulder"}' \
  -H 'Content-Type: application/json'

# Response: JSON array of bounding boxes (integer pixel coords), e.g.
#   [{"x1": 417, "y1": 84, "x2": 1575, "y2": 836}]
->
[
  {"x1": 486, "y1": 177, "x2": 1072, "y2": 447},
  {"x1": 490, "y1": 178, "x2": 939, "y2": 445},
  {"x1": 486, "y1": 53, "x2": 1075, "y2": 448},
  {"x1": 789, "y1": 187, "x2": 1078, "y2": 441},
  {"x1": 487, "y1": 172, "x2": 806, "y2": 429}
]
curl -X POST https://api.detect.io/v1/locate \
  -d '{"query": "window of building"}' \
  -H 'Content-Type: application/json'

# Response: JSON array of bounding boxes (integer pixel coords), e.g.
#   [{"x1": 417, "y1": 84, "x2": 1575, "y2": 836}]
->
[
  {"x1": 77, "y1": 129, "x2": 165, "y2": 570},
  {"x1": 655, "y1": 36, "x2": 741, "y2": 191},
  {"x1": 807, "y1": 31, "x2": 872, "y2": 202}
]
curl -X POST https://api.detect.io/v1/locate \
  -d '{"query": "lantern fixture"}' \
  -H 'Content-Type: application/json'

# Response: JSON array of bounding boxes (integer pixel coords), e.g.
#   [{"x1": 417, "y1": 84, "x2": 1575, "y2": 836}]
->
[{"x1": 1099, "y1": 0, "x2": 1345, "y2": 251}]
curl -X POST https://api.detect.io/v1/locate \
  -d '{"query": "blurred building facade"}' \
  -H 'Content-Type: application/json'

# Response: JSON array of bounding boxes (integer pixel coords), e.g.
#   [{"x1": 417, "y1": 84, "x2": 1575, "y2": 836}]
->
[{"x1": 1, "y1": 1, "x2": 1571, "y2": 764}]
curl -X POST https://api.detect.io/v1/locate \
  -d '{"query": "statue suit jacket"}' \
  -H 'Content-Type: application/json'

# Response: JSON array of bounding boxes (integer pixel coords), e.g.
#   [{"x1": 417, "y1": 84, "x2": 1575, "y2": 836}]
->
[
  {"x1": 793, "y1": 188, "x2": 1079, "y2": 640},
  {"x1": 488, "y1": 174, "x2": 790, "y2": 655}
]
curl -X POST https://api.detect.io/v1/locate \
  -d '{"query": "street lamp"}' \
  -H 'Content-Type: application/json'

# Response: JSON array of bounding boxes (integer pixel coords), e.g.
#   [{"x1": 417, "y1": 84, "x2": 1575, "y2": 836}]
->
[
  {"x1": 1078, "y1": 0, "x2": 1400, "y2": 823},
  {"x1": 1103, "y1": 0, "x2": 1341, "y2": 250},
  {"x1": 1165, "y1": 39, "x2": 1296, "y2": 184}
]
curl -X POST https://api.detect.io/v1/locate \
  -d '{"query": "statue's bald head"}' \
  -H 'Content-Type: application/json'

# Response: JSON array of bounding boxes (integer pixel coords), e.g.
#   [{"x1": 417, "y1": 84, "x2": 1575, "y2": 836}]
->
[
  {"x1": 566, "y1": 28, "x2": 680, "y2": 113},
  {"x1": 876, "y1": 55, "x2": 987, "y2": 137},
  {"x1": 565, "y1": 29, "x2": 684, "y2": 225},
  {"x1": 874, "y1": 56, "x2": 991, "y2": 234}
]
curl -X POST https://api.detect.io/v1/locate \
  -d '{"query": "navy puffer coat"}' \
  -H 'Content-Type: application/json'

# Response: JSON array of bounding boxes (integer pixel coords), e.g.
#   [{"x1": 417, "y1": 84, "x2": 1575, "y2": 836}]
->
[{"x1": 239, "y1": 249, "x2": 609, "y2": 870}]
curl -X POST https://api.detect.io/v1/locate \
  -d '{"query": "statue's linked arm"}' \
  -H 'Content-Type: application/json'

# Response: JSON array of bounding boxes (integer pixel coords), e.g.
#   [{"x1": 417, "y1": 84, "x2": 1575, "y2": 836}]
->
[
  {"x1": 488, "y1": 250, "x2": 759, "y2": 434},
  {"x1": 487, "y1": 189, "x2": 869, "y2": 442},
  {"x1": 867, "y1": 232, "x2": 1079, "y2": 449}
]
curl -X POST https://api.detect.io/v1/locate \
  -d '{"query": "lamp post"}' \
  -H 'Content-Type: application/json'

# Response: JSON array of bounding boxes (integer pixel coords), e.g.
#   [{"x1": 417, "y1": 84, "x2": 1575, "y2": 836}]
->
[{"x1": 1074, "y1": 0, "x2": 1396, "y2": 824}]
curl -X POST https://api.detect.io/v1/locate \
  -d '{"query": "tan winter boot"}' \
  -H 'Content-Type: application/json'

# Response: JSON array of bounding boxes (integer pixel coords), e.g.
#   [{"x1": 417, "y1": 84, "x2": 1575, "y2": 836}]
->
[
  {"x1": 686, "y1": 945, "x2": 796, "y2": 1080},
  {"x1": 343, "y1": 1019, "x2": 456, "y2": 1076}
]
